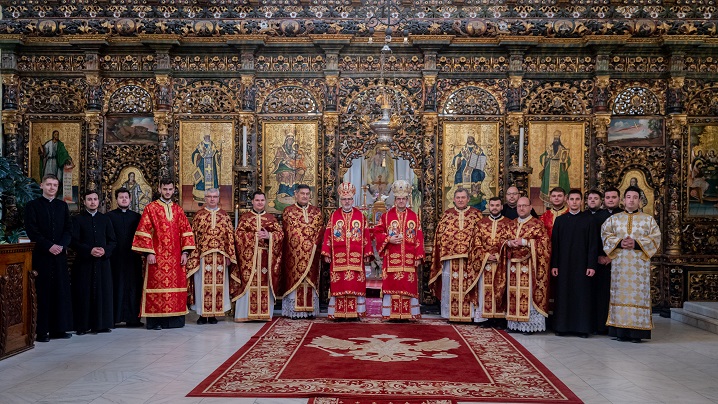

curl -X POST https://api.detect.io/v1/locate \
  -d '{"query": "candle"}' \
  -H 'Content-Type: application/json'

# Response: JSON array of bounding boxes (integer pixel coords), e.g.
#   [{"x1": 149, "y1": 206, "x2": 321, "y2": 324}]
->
[
  {"x1": 518, "y1": 127, "x2": 525, "y2": 167},
  {"x1": 242, "y1": 125, "x2": 248, "y2": 167},
  {"x1": 234, "y1": 204, "x2": 239, "y2": 228}
]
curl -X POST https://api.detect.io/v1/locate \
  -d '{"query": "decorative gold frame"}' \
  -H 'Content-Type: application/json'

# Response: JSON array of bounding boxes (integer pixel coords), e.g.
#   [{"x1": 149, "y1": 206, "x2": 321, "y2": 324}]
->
[
  {"x1": 178, "y1": 120, "x2": 235, "y2": 213},
  {"x1": 262, "y1": 121, "x2": 319, "y2": 214},
  {"x1": 687, "y1": 124, "x2": 718, "y2": 217},
  {"x1": 527, "y1": 121, "x2": 586, "y2": 213},
  {"x1": 440, "y1": 121, "x2": 500, "y2": 212},
  {"x1": 109, "y1": 166, "x2": 152, "y2": 213},
  {"x1": 28, "y1": 121, "x2": 82, "y2": 206},
  {"x1": 618, "y1": 169, "x2": 655, "y2": 216}
]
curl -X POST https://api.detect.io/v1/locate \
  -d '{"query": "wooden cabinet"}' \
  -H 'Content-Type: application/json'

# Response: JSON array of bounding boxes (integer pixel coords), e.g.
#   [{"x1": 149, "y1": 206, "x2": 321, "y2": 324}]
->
[{"x1": 0, "y1": 243, "x2": 37, "y2": 360}]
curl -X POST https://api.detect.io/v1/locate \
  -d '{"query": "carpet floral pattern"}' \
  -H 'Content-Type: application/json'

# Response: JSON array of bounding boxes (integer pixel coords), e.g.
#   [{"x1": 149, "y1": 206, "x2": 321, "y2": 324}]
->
[{"x1": 188, "y1": 317, "x2": 581, "y2": 403}]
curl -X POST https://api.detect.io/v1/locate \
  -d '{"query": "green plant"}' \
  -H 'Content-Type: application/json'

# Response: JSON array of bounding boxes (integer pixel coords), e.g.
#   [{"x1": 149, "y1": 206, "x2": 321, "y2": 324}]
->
[{"x1": 0, "y1": 156, "x2": 42, "y2": 244}]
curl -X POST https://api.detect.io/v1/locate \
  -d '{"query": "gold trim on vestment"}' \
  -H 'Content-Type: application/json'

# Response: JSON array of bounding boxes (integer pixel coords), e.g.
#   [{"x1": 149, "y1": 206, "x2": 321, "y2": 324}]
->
[
  {"x1": 132, "y1": 246, "x2": 155, "y2": 254},
  {"x1": 135, "y1": 231, "x2": 152, "y2": 238}
]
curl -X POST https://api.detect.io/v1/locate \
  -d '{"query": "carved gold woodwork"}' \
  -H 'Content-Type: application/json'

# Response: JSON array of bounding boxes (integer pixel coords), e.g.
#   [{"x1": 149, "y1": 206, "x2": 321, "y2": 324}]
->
[{"x1": 688, "y1": 271, "x2": 718, "y2": 302}]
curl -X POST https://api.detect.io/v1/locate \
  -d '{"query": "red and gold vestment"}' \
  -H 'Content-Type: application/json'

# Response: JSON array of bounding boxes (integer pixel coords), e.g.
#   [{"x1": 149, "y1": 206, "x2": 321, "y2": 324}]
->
[
  {"x1": 234, "y1": 210, "x2": 283, "y2": 321},
  {"x1": 321, "y1": 207, "x2": 372, "y2": 318},
  {"x1": 186, "y1": 207, "x2": 238, "y2": 316},
  {"x1": 429, "y1": 206, "x2": 482, "y2": 322},
  {"x1": 503, "y1": 217, "x2": 551, "y2": 322},
  {"x1": 539, "y1": 205, "x2": 568, "y2": 239},
  {"x1": 132, "y1": 200, "x2": 195, "y2": 318},
  {"x1": 374, "y1": 207, "x2": 425, "y2": 319},
  {"x1": 281, "y1": 203, "x2": 324, "y2": 313},
  {"x1": 471, "y1": 215, "x2": 514, "y2": 318}
]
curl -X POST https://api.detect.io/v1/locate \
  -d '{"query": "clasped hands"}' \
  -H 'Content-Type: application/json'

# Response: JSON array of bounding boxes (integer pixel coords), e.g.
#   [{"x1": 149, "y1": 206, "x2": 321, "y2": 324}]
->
[
  {"x1": 506, "y1": 238, "x2": 523, "y2": 248},
  {"x1": 620, "y1": 236, "x2": 636, "y2": 250}
]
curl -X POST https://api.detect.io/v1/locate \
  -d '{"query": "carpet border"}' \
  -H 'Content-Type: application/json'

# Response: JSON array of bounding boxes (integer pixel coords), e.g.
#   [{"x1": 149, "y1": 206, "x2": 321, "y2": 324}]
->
[{"x1": 187, "y1": 318, "x2": 583, "y2": 403}]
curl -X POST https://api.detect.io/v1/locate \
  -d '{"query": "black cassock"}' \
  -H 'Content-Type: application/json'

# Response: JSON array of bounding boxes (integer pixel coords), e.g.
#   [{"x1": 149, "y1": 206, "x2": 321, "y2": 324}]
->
[
  {"x1": 589, "y1": 208, "x2": 622, "y2": 334},
  {"x1": 107, "y1": 208, "x2": 143, "y2": 325},
  {"x1": 24, "y1": 197, "x2": 74, "y2": 338},
  {"x1": 71, "y1": 210, "x2": 117, "y2": 332},
  {"x1": 551, "y1": 211, "x2": 598, "y2": 335}
]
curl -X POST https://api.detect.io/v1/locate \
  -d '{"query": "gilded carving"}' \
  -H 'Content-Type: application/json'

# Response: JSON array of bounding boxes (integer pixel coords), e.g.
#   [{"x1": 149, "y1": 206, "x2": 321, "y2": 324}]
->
[
  {"x1": 21, "y1": 79, "x2": 85, "y2": 114},
  {"x1": 260, "y1": 86, "x2": 319, "y2": 114},
  {"x1": 442, "y1": 86, "x2": 502, "y2": 115},
  {"x1": 108, "y1": 85, "x2": 154, "y2": 114},
  {"x1": 688, "y1": 271, "x2": 718, "y2": 302},
  {"x1": 256, "y1": 54, "x2": 325, "y2": 72},
  {"x1": 172, "y1": 79, "x2": 239, "y2": 114},
  {"x1": 525, "y1": 82, "x2": 592, "y2": 115}
]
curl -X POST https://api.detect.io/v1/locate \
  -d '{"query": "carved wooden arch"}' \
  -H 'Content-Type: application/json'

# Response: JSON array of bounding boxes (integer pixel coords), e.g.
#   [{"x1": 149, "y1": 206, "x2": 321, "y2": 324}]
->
[
  {"x1": 260, "y1": 85, "x2": 320, "y2": 114},
  {"x1": 338, "y1": 79, "x2": 423, "y2": 170},
  {"x1": 439, "y1": 85, "x2": 503, "y2": 115},
  {"x1": 686, "y1": 87, "x2": 718, "y2": 116},
  {"x1": 611, "y1": 86, "x2": 662, "y2": 116},
  {"x1": 172, "y1": 79, "x2": 238, "y2": 114},
  {"x1": 609, "y1": 80, "x2": 667, "y2": 116},
  {"x1": 20, "y1": 78, "x2": 85, "y2": 114},
  {"x1": 525, "y1": 82, "x2": 591, "y2": 115},
  {"x1": 106, "y1": 83, "x2": 154, "y2": 114}
]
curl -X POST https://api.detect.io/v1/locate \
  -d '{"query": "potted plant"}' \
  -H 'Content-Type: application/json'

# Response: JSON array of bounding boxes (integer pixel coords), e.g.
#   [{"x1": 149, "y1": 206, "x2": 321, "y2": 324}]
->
[{"x1": 0, "y1": 156, "x2": 42, "y2": 244}]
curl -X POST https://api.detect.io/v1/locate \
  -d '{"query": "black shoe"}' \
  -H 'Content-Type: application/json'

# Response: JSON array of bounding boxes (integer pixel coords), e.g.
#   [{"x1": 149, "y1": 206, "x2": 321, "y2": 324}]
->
[
  {"x1": 555, "y1": 332, "x2": 566, "y2": 336},
  {"x1": 197, "y1": 317, "x2": 208, "y2": 325},
  {"x1": 126, "y1": 321, "x2": 144, "y2": 328},
  {"x1": 479, "y1": 322, "x2": 493, "y2": 328},
  {"x1": 523, "y1": 331, "x2": 534, "y2": 336},
  {"x1": 631, "y1": 338, "x2": 642, "y2": 343},
  {"x1": 579, "y1": 333, "x2": 589, "y2": 338},
  {"x1": 152, "y1": 325, "x2": 162, "y2": 330},
  {"x1": 93, "y1": 328, "x2": 112, "y2": 334},
  {"x1": 208, "y1": 317, "x2": 218, "y2": 324},
  {"x1": 50, "y1": 332, "x2": 72, "y2": 339},
  {"x1": 616, "y1": 337, "x2": 629, "y2": 342},
  {"x1": 76, "y1": 330, "x2": 87, "y2": 336},
  {"x1": 506, "y1": 328, "x2": 520, "y2": 333},
  {"x1": 36, "y1": 334, "x2": 50, "y2": 342}
]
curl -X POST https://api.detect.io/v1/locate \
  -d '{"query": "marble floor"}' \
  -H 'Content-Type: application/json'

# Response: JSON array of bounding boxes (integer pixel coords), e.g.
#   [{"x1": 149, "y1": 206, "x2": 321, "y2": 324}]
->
[{"x1": 0, "y1": 315, "x2": 717, "y2": 404}]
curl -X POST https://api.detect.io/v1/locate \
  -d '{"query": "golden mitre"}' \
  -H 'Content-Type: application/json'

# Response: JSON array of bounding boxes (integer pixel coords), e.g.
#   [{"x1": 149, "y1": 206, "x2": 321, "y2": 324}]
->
[
  {"x1": 391, "y1": 180, "x2": 412, "y2": 198},
  {"x1": 337, "y1": 182, "x2": 356, "y2": 198}
]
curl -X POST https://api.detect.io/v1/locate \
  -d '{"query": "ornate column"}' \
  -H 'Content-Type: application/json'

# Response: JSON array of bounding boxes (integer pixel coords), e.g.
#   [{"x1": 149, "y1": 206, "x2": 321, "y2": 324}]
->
[
  {"x1": 593, "y1": 112, "x2": 611, "y2": 190},
  {"x1": 506, "y1": 110, "x2": 531, "y2": 195},
  {"x1": 84, "y1": 110, "x2": 102, "y2": 193},
  {"x1": 153, "y1": 111, "x2": 172, "y2": 181},
  {"x1": 322, "y1": 112, "x2": 340, "y2": 219},
  {"x1": 1, "y1": 46, "x2": 20, "y2": 163},
  {"x1": 1, "y1": 108, "x2": 20, "y2": 163},
  {"x1": 420, "y1": 112, "x2": 438, "y2": 306},
  {"x1": 665, "y1": 114, "x2": 686, "y2": 256}
]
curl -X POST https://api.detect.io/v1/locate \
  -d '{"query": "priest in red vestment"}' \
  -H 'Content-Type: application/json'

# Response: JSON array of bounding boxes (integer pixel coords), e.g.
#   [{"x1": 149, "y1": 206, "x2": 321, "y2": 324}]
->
[
  {"x1": 321, "y1": 182, "x2": 373, "y2": 319},
  {"x1": 234, "y1": 191, "x2": 284, "y2": 322},
  {"x1": 374, "y1": 180, "x2": 425, "y2": 320},
  {"x1": 470, "y1": 196, "x2": 514, "y2": 328},
  {"x1": 186, "y1": 188, "x2": 238, "y2": 324},
  {"x1": 280, "y1": 184, "x2": 324, "y2": 318},
  {"x1": 132, "y1": 179, "x2": 195, "y2": 330},
  {"x1": 429, "y1": 188, "x2": 483, "y2": 322},
  {"x1": 505, "y1": 197, "x2": 551, "y2": 334}
]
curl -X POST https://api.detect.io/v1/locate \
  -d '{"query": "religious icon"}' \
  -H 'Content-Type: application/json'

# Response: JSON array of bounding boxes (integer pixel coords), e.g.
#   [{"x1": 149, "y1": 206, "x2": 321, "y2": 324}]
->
[
  {"x1": 618, "y1": 170, "x2": 654, "y2": 216},
  {"x1": 179, "y1": 121, "x2": 234, "y2": 212},
  {"x1": 263, "y1": 121, "x2": 319, "y2": 214},
  {"x1": 30, "y1": 121, "x2": 81, "y2": 208},
  {"x1": 528, "y1": 122, "x2": 585, "y2": 214},
  {"x1": 191, "y1": 133, "x2": 222, "y2": 203},
  {"x1": 538, "y1": 129, "x2": 571, "y2": 203},
  {"x1": 110, "y1": 166, "x2": 152, "y2": 213},
  {"x1": 388, "y1": 220, "x2": 400, "y2": 237},
  {"x1": 350, "y1": 220, "x2": 362, "y2": 240},
  {"x1": 441, "y1": 122, "x2": 500, "y2": 212},
  {"x1": 688, "y1": 125, "x2": 718, "y2": 217},
  {"x1": 334, "y1": 220, "x2": 344, "y2": 239},
  {"x1": 406, "y1": 221, "x2": 417, "y2": 240}
]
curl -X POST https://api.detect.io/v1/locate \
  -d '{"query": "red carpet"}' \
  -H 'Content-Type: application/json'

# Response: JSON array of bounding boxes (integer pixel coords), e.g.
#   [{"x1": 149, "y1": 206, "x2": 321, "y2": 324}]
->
[{"x1": 188, "y1": 318, "x2": 582, "y2": 403}]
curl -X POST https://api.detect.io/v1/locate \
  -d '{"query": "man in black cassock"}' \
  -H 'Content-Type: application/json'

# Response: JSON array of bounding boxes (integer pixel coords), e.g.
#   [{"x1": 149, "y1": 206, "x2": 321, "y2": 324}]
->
[
  {"x1": 501, "y1": 186, "x2": 538, "y2": 220},
  {"x1": 586, "y1": 187, "x2": 621, "y2": 334},
  {"x1": 24, "y1": 174, "x2": 73, "y2": 342},
  {"x1": 107, "y1": 187, "x2": 144, "y2": 327},
  {"x1": 550, "y1": 189, "x2": 598, "y2": 338},
  {"x1": 71, "y1": 190, "x2": 116, "y2": 334}
]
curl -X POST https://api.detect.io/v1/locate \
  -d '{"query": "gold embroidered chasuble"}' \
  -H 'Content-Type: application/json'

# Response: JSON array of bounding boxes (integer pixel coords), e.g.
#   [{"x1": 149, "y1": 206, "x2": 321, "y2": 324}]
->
[
  {"x1": 186, "y1": 207, "x2": 238, "y2": 316},
  {"x1": 374, "y1": 206, "x2": 425, "y2": 319},
  {"x1": 234, "y1": 210, "x2": 284, "y2": 320},
  {"x1": 429, "y1": 206, "x2": 482, "y2": 322},
  {"x1": 470, "y1": 215, "x2": 514, "y2": 318},
  {"x1": 504, "y1": 217, "x2": 551, "y2": 322},
  {"x1": 321, "y1": 207, "x2": 372, "y2": 318},
  {"x1": 601, "y1": 211, "x2": 661, "y2": 331},
  {"x1": 281, "y1": 203, "x2": 324, "y2": 313},
  {"x1": 132, "y1": 200, "x2": 195, "y2": 317}
]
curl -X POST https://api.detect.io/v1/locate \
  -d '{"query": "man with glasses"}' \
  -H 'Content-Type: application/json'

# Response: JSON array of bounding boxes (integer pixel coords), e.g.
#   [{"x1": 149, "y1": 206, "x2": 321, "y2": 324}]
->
[
  {"x1": 321, "y1": 183, "x2": 372, "y2": 319},
  {"x1": 501, "y1": 186, "x2": 538, "y2": 220}
]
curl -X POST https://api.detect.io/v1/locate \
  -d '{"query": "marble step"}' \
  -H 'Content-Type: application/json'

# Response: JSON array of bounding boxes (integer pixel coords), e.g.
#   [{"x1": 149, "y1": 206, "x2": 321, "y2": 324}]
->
[
  {"x1": 682, "y1": 301, "x2": 718, "y2": 320},
  {"x1": 671, "y1": 307, "x2": 718, "y2": 335}
]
